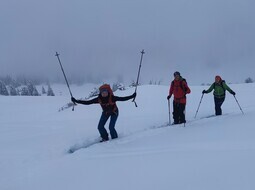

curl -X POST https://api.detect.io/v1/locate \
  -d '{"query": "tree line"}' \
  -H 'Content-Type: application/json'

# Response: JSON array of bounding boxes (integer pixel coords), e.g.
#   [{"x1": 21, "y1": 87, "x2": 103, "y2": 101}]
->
[{"x1": 0, "y1": 75, "x2": 55, "y2": 96}]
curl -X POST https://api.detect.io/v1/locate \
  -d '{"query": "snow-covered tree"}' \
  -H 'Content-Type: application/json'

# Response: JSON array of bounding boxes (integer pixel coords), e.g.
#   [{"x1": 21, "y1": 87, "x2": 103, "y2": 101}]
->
[
  {"x1": 26, "y1": 82, "x2": 40, "y2": 96},
  {"x1": 87, "y1": 87, "x2": 99, "y2": 99},
  {"x1": 47, "y1": 85, "x2": 55, "y2": 96},
  {"x1": 20, "y1": 87, "x2": 29, "y2": 96},
  {"x1": 112, "y1": 82, "x2": 125, "y2": 91},
  {"x1": 32, "y1": 88, "x2": 40, "y2": 96},
  {"x1": 0, "y1": 75, "x2": 20, "y2": 88},
  {"x1": 42, "y1": 86, "x2": 46, "y2": 94},
  {"x1": 0, "y1": 81, "x2": 9, "y2": 96},
  {"x1": 245, "y1": 77, "x2": 254, "y2": 83},
  {"x1": 9, "y1": 85, "x2": 18, "y2": 96},
  {"x1": 27, "y1": 83, "x2": 34, "y2": 96},
  {"x1": 129, "y1": 80, "x2": 141, "y2": 87}
]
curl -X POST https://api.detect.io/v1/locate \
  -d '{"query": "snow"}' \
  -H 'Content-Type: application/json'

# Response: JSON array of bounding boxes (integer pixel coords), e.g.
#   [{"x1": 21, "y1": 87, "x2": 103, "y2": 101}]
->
[{"x1": 1, "y1": 83, "x2": 255, "y2": 190}]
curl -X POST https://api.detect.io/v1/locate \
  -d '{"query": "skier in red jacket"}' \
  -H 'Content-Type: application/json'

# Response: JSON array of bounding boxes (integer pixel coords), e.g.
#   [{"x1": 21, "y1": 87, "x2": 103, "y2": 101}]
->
[{"x1": 167, "y1": 71, "x2": 191, "y2": 124}]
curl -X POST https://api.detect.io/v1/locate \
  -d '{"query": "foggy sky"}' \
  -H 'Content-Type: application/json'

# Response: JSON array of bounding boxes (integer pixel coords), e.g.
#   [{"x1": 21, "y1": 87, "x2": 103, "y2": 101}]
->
[{"x1": 1, "y1": 0, "x2": 255, "y2": 85}]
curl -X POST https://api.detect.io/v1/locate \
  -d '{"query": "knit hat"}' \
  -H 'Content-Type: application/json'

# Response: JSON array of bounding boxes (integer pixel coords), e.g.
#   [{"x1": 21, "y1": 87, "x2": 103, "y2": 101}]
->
[{"x1": 174, "y1": 71, "x2": 180, "y2": 76}]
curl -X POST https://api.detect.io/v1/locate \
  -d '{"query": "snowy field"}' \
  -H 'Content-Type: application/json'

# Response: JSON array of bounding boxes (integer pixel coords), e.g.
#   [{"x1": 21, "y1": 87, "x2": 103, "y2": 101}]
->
[{"x1": 1, "y1": 83, "x2": 255, "y2": 190}]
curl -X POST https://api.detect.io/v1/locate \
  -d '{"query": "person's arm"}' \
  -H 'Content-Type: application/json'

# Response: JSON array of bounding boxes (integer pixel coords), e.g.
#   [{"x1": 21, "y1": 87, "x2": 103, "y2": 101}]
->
[
  {"x1": 71, "y1": 97, "x2": 99, "y2": 105},
  {"x1": 223, "y1": 82, "x2": 236, "y2": 95},
  {"x1": 167, "y1": 82, "x2": 174, "y2": 99},
  {"x1": 183, "y1": 81, "x2": 191, "y2": 94},
  {"x1": 113, "y1": 93, "x2": 136, "y2": 102},
  {"x1": 203, "y1": 83, "x2": 214, "y2": 94}
]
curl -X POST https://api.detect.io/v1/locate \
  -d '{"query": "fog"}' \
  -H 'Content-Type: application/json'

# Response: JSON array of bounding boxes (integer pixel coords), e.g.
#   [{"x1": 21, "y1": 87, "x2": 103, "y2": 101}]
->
[{"x1": 1, "y1": 0, "x2": 255, "y2": 85}]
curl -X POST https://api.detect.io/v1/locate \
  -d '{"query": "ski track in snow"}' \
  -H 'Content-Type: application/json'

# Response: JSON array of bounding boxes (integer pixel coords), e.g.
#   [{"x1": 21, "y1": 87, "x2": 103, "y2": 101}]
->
[
  {"x1": 1, "y1": 83, "x2": 255, "y2": 190},
  {"x1": 66, "y1": 111, "x2": 247, "y2": 159}
]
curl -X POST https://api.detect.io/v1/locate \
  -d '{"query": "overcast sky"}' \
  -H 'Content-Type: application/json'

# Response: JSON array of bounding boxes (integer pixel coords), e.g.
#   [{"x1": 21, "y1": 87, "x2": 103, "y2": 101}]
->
[{"x1": 1, "y1": 0, "x2": 255, "y2": 85}]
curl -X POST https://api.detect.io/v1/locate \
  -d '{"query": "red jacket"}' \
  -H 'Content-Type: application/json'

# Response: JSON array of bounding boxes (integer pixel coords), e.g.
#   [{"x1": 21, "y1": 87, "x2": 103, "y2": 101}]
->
[{"x1": 169, "y1": 79, "x2": 191, "y2": 104}]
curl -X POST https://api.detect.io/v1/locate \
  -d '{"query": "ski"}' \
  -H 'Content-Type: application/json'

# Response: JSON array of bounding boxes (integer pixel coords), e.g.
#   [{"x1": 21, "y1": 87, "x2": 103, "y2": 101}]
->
[
  {"x1": 67, "y1": 139, "x2": 104, "y2": 154},
  {"x1": 200, "y1": 115, "x2": 215, "y2": 119},
  {"x1": 170, "y1": 122, "x2": 187, "y2": 127},
  {"x1": 200, "y1": 113, "x2": 229, "y2": 120}
]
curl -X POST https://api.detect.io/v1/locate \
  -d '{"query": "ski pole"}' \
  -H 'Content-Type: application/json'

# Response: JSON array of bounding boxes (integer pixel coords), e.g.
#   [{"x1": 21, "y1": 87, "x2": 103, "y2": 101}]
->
[
  {"x1": 133, "y1": 49, "x2": 145, "y2": 107},
  {"x1": 55, "y1": 52, "x2": 76, "y2": 111},
  {"x1": 194, "y1": 93, "x2": 204, "y2": 118},
  {"x1": 183, "y1": 109, "x2": 186, "y2": 127},
  {"x1": 233, "y1": 95, "x2": 244, "y2": 114},
  {"x1": 168, "y1": 99, "x2": 171, "y2": 125}
]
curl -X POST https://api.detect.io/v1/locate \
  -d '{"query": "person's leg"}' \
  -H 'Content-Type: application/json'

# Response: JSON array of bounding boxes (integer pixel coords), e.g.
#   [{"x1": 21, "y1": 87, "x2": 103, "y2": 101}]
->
[
  {"x1": 179, "y1": 103, "x2": 186, "y2": 123},
  {"x1": 97, "y1": 113, "x2": 110, "y2": 140},
  {"x1": 173, "y1": 101, "x2": 179, "y2": 124},
  {"x1": 214, "y1": 97, "x2": 225, "y2": 115},
  {"x1": 109, "y1": 112, "x2": 119, "y2": 139},
  {"x1": 218, "y1": 97, "x2": 225, "y2": 115}
]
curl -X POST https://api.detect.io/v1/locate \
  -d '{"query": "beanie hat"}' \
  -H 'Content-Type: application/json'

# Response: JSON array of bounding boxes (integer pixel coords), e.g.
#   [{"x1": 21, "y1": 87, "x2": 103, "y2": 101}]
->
[{"x1": 174, "y1": 71, "x2": 180, "y2": 76}]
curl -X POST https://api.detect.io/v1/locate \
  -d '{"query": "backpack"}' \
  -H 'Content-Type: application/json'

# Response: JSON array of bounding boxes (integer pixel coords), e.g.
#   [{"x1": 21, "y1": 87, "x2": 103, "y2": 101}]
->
[
  {"x1": 172, "y1": 78, "x2": 188, "y2": 93},
  {"x1": 213, "y1": 80, "x2": 225, "y2": 90}
]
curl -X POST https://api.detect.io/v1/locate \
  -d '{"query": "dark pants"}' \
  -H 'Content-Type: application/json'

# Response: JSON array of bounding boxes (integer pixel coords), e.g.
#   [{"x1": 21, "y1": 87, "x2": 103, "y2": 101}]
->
[
  {"x1": 98, "y1": 111, "x2": 118, "y2": 140},
  {"x1": 173, "y1": 101, "x2": 186, "y2": 124},
  {"x1": 214, "y1": 97, "x2": 225, "y2": 115}
]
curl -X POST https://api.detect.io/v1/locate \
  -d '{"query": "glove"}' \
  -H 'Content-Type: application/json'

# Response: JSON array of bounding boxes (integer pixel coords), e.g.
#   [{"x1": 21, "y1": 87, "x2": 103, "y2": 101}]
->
[
  {"x1": 231, "y1": 91, "x2": 236, "y2": 96},
  {"x1": 132, "y1": 92, "x2": 137, "y2": 98},
  {"x1": 71, "y1": 97, "x2": 77, "y2": 103},
  {"x1": 167, "y1": 95, "x2": 171, "y2": 100},
  {"x1": 202, "y1": 90, "x2": 207, "y2": 94}
]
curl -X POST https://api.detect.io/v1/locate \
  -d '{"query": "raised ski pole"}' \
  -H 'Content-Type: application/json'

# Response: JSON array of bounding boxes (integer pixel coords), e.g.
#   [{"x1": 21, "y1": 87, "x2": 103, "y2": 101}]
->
[
  {"x1": 194, "y1": 93, "x2": 204, "y2": 118},
  {"x1": 132, "y1": 49, "x2": 145, "y2": 107},
  {"x1": 55, "y1": 52, "x2": 75, "y2": 111},
  {"x1": 233, "y1": 95, "x2": 244, "y2": 114},
  {"x1": 168, "y1": 99, "x2": 171, "y2": 125}
]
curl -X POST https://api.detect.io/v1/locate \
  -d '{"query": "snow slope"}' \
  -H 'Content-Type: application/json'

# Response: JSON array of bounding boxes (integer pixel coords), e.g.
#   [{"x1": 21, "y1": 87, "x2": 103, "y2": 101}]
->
[{"x1": 0, "y1": 83, "x2": 255, "y2": 190}]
